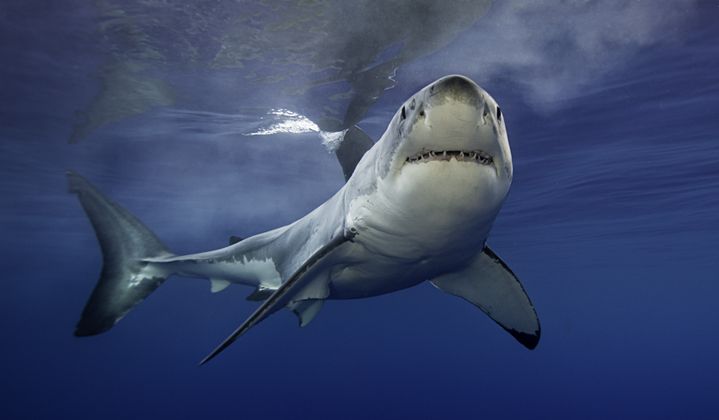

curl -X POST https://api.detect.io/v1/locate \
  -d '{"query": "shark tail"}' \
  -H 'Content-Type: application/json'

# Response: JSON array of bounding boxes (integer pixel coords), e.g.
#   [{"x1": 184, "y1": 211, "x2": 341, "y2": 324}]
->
[{"x1": 68, "y1": 171, "x2": 174, "y2": 336}]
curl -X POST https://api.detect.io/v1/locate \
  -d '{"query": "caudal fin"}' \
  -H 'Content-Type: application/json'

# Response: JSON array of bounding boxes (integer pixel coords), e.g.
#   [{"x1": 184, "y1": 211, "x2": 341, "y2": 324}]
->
[{"x1": 68, "y1": 171, "x2": 173, "y2": 336}]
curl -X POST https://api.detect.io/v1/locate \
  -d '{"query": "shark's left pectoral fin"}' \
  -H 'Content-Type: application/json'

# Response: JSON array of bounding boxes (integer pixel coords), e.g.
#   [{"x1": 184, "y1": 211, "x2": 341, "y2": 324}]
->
[
  {"x1": 199, "y1": 233, "x2": 350, "y2": 365},
  {"x1": 431, "y1": 246, "x2": 540, "y2": 349}
]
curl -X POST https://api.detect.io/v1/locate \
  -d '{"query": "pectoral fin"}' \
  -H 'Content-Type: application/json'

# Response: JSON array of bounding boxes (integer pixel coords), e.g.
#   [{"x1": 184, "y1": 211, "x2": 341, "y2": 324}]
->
[
  {"x1": 245, "y1": 286, "x2": 273, "y2": 301},
  {"x1": 431, "y1": 246, "x2": 540, "y2": 349},
  {"x1": 199, "y1": 233, "x2": 350, "y2": 365}
]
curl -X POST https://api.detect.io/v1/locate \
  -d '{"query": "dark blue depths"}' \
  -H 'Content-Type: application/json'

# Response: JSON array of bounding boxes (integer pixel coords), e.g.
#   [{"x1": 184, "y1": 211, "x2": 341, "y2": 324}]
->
[{"x1": 1, "y1": 2, "x2": 718, "y2": 419}]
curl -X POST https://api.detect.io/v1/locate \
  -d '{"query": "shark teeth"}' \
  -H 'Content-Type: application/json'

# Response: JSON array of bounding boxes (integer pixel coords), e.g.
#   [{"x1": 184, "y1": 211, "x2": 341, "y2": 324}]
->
[{"x1": 405, "y1": 150, "x2": 493, "y2": 165}]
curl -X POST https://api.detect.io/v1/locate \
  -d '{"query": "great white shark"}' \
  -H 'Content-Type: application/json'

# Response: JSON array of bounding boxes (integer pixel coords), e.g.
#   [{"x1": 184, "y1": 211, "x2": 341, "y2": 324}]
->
[{"x1": 69, "y1": 75, "x2": 540, "y2": 364}]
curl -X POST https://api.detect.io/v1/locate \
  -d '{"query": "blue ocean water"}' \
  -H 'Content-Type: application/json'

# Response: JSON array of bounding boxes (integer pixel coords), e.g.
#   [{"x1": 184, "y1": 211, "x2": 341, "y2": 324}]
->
[{"x1": 2, "y1": 1, "x2": 718, "y2": 419}]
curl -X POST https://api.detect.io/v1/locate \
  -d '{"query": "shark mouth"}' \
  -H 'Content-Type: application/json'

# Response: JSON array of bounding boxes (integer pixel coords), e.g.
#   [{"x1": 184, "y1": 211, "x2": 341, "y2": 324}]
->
[{"x1": 405, "y1": 150, "x2": 493, "y2": 165}]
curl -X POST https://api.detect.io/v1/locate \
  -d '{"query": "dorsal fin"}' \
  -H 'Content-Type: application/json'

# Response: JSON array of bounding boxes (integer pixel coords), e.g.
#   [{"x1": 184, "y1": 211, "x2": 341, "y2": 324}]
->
[
  {"x1": 335, "y1": 125, "x2": 374, "y2": 182},
  {"x1": 229, "y1": 235, "x2": 243, "y2": 245}
]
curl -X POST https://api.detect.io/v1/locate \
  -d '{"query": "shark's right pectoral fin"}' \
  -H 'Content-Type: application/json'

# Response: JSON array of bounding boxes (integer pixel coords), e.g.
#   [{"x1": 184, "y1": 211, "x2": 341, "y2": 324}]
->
[
  {"x1": 199, "y1": 233, "x2": 351, "y2": 365},
  {"x1": 431, "y1": 246, "x2": 540, "y2": 349}
]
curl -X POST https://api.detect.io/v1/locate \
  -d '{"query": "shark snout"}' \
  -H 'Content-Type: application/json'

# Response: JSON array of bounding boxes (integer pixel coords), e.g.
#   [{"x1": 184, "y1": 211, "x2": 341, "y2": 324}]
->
[
  {"x1": 428, "y1": 75, "x2": 483, "y2": 108},
  {"x1": 420, "y1": 75, "x2": 484, "y2": 137}
]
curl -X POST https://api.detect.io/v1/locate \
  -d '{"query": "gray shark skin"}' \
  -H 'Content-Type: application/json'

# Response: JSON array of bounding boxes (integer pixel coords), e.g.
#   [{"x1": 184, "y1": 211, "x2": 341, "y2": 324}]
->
[{"x1": 70, "y1": 75, "x2": 540, "y2": 364}]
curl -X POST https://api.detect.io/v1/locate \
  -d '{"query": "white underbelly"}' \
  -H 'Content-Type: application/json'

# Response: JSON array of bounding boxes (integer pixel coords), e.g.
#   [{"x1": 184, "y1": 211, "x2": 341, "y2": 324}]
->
[
  {"x1": 326, "y1": 226, "x2": 485, "y2": 299},
  {"x1": 331, "y1": 162, "x2": 504, "y2": 299}
]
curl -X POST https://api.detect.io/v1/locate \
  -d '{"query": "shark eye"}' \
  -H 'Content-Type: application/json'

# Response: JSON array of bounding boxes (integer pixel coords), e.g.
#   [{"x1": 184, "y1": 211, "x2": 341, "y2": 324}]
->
[
  {"x1": 496, "y1": 107, "x2": 502, "y2": 122},
  {"x1": 401, "y1": 106, "x2": 406, "y2": 120}
]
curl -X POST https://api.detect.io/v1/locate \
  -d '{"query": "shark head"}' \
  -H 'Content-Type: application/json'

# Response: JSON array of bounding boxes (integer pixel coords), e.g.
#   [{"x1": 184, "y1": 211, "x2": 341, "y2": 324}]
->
[
  {"x1": 384, "y1": 75, "x2": 512, "y2": 180},
  {"x1": 368, "y1": 75, "x2": 513, "y2": 231}
]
